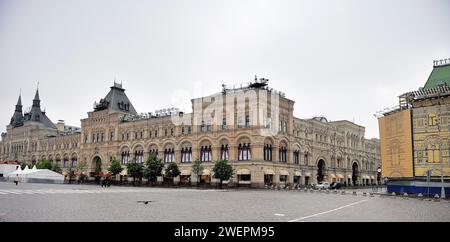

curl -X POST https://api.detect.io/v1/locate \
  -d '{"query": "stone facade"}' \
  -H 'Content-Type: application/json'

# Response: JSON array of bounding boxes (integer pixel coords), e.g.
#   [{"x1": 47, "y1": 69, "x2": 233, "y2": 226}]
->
[{"x1": 0, "y1": 80, "x2": 380, "y2": 188}]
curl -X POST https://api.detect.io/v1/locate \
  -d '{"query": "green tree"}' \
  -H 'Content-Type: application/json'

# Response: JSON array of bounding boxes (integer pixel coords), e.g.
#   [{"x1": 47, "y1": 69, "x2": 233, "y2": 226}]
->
[
  {"x1": 108, "y1": 157, "x2": 123, "y2": 176},
  {"x1": 36, "y1": 160, "x2": 52, "y2": 170},
  {"x1": 192, "y1": 159, "x2": 204, "y2": 187},
  {"x1": 51, "y1": 162, "x2": 62, "y2": 173},
  {"x1": 20, "y1": 162, "x2": 27, "y2": 170},
  {"x1": 143, "y1": 153, "x2": 164, "y2": 185},
  {"x1": 75, "y1": 160, "x2": 87, "y2": 173},
  {"x1": 213, "y1": 160, "x2": 233, "y2": 189},
  {"x1": 126, "y1": 161, "x2": 143, "y2": 186},
  {"x1": 165, "y1": 162, "x2": 181, "y2": 185},
  {"x1": 75, "y1": 160, "x2": 87, "y2": 183}
]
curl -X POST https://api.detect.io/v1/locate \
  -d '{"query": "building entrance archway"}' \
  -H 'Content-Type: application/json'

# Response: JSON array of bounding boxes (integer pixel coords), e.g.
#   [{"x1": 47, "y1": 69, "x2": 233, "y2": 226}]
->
[
  {"x1": 352, "y1": 162, "x2": 359, "y2": 186},
  {"x1": 317, "y1": 159, "x2": 326, "y2": 183}
]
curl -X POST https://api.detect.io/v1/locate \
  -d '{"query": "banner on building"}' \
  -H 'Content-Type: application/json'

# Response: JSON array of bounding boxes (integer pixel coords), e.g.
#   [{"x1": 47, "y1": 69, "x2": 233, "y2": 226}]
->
[{"x1": 378, "y1": 109, "x2": 414, "y2": 178}]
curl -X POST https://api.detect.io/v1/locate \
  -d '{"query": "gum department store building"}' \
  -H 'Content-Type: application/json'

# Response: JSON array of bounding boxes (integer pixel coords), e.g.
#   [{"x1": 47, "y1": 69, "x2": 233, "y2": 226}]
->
[{"x1": 0, "y1": 78, "x2": 380, "y2": 188}]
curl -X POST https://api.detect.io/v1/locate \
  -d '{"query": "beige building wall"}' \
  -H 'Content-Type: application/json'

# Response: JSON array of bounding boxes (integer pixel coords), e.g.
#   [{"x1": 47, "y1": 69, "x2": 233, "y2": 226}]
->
[{"x1": 0, "y1": 84, "x2": 380, "y2": 188}]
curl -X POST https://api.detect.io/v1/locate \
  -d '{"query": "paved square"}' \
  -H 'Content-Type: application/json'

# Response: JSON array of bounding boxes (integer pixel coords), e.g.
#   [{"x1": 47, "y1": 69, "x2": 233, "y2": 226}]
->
[{"x1": 0, "y1": 182, "x2": 449, "y2": 222}]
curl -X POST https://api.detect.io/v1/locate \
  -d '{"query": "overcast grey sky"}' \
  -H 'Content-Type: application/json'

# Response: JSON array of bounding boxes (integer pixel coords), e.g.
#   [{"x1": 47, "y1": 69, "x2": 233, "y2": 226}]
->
[{"x1": 1, "y1": 0, "x2": 449, "y2": 138}]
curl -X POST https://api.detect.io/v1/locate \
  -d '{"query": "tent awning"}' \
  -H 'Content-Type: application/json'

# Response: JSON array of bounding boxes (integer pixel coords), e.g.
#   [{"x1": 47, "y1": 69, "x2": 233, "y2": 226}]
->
[
  {"x1": 337, "y1": 174, "x2": 344, "y2": 179},
  {"x1": 264, "y1": 169, "x2": 275, "y2": 175},
  {"x1": 294, "y1": 171, "x2": 302, "y2": 176},
  {"x1": 279, "y1": 170, "x2": 289, "y2": 176},
  {"x1": 181, "y1": 169, "x2": 191, "y2": 176},
  {"x1": 237, "y1": 169, "x2": 250, "y2": 175},
  {"x1": 202, "y1": 169, "x2": 211, "y2": 176}
]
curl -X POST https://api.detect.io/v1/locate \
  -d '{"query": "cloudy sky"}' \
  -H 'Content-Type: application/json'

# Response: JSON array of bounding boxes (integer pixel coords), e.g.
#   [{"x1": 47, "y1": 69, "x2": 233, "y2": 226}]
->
[{"x1": 0, "y1": 0, "x2": 449, "y2": 138}]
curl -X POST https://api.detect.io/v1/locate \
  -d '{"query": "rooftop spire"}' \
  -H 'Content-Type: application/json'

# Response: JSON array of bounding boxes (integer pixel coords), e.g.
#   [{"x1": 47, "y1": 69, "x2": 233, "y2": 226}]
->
[
  {"x1": 10, "y1": 92, "x2": 24, "y2": 127},
  {"x1": 16, "y1": 92, "x2": 22, "y2": 107}
]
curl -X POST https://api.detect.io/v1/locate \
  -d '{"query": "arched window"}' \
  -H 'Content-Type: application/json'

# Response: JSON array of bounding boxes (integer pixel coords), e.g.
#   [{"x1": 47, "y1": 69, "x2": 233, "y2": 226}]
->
[
  {"x1": 279, "y1": 144, "x2": 287, "y2": 163},
  {"x1": 293, "y1": 149, "x2": 300, "y2": 164},
  {"x1": 134, "y1": 146, "x2": 144, "y2": 163},
  {"x1": 200, "y1": 146, "x2": 212, "y2": 162},
  {"x1": 304, "y1": 152, "x2": 309, "y2": 165},
  {"x1": 181, "y1": 143, "x2": 192, "y2": 163},
  {"x1": 149, "y1": 144, "x2": 158, "y2": 157},
  {"x1": 220, "y1": 144, "x2": 229, "y2": 160},
  {"x1": 71, "y1": 154, "x2": 78, "y2": 167},
  {"x1": 264, "y1": 144, "x2": 273, "y2": 161},
  {"x1": 238, "y1": 143, "x2": 251, "y2": 161},
  {"x1": 63, "y1": 154, "x2": 69, "y2": 168},
  {"x1": 121, "y1": 148, "x2": 130, "y2": 164},
  {"x1": 164, "y1": 144, "x2": 175, "y2": 163}
]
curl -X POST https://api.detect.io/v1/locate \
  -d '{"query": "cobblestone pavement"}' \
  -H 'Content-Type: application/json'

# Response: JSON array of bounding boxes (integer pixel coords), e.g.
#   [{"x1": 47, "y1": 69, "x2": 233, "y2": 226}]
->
[{"x1": 0, "y1": 182, "x2": 449, "y2": 222}]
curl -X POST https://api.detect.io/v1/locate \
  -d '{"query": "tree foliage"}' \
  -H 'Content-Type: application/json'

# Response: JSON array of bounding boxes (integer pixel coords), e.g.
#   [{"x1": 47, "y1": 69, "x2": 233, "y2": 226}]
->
[
  {"x1": 143, "y1": 153, "x2": 164, "y2": 183},
  {"x1": 213, "y1": 160, "x2": 233, "y2": 188},
  {"x1": 127, "y1": 161, "x2": 143, "y2": 185},
  {"x1": 192, "y1": 159, "x2": 203, "y2": 177},
  {"x1": 51, "y1": 162, "x2": 62, "y2": 173},
  {"x1": 165, "y1": 162, "x2": 181, "y2": 178},
  {"x1": 75, "y1": 160, "x2": 87, "y2": 173},
  {"x1": 36, "y1": 160, "x2": 52, "y2": 170},
  {"x1": 108, "y1": 157, "x2": 123, "y2": 176}
]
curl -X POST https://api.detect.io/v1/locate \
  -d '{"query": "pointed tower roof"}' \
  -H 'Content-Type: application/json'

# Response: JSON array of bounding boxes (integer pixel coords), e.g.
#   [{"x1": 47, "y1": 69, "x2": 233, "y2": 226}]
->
[
  {"x1": 23, "y1": 87, "x2": 57, "y2": 130},
  {"x1": 34, "y1": 88, "x2": 40, "y2": 100},
  {"x1": 10, "y1": 94, "x2": 24, "y2": 127},
  {"x1": 17, "y1": 94, "x2": 22, "y2": 106},
  {"x1": 93, "y1": 82, "x2": 138, "y2": 115}
]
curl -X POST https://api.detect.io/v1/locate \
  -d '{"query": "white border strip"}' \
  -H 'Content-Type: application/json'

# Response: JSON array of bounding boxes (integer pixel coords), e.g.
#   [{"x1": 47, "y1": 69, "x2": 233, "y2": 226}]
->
[{"x1": 288, "y1": 200, "x2": 368, "y2": 222}]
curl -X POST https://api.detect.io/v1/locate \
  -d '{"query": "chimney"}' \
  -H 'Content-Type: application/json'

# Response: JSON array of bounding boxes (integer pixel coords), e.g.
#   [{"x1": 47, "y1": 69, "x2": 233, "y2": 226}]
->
[{"x1": 56, "y1": 120, "x2": 65, "y2": 133}]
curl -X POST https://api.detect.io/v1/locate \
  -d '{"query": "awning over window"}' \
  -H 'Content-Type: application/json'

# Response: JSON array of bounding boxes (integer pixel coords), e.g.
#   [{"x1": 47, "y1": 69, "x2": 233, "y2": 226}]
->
[
  {"x1": 347, "y1": 175, "x2": 352, "y2": 179},
  {"x1": 237, "y1": 169, "x2": 250, "y2": 175},
  {"x1": 363, "y1": 175, "x2": 370, "y2": 179},
  {"x1": 294, "y1": 171, "x2": 302, "y2": 176},
  {"x1": 279, "y1": 170, "x2": 289, "y2": 176},
  {"x1": 304, "y1": 172, "x2": 312, "y2": 177},
  {"x1": 336, "y1": 174, "x2": 344, "y2": 179},
  {"x1": 329, "y1": 174, "x2": 336, "y2": 178},
  {"x1": 370, "y1": 176, "x2": 375, "y2": 180},
  {"x1": 202, "y1": 169, "x2": 211, "y2": 176},
  {"x1": 180, "y1": 169, "x2": 191, "y2": 176},
  {"x1": 120, "y1": 169, "x2": 128, "y2": 176},
  {"x1": 264, "y1": 169, "x2": 275, "y2": 175}
]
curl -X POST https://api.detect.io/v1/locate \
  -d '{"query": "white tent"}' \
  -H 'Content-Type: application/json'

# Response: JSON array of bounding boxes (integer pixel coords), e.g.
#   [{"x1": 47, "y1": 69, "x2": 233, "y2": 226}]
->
[{"x1": 6, "y1": 167, "x2": 64, "y2": 183}]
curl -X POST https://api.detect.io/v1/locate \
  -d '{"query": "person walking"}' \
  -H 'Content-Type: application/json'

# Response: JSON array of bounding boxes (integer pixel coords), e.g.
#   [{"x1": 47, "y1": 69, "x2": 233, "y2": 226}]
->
[{"x1": 14, "y1": 174, "x2": 20, "y2": 186}]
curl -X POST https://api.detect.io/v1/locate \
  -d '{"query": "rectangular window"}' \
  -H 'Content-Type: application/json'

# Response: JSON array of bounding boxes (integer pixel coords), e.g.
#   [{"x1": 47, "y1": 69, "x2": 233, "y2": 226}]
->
[
  {"x1": 245, "y1": 115, "x2": 251, "y2": 127},
  {"x1": 238, "y1": 116, "x2": 244, "y2": 128},
  {"x1": 222, "y1": 118, "x2": 227, "y2": 130}
]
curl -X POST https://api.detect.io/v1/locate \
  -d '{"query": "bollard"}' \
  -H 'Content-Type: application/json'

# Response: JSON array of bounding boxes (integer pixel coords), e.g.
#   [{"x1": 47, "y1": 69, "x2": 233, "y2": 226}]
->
[
  {"x1": 362, "y1": 192, "x2": 367, "y2": 197},
  {"x1": 434, "y1": 194, "x2": 440, "y2": 202},
  {"x1": 352, "y1": 191, "x2": 357, "y2": 196},
  {"x1": 369, "y1": 192, "x2": 374, "y2": 197},
  {"x1": 417, "y1": 193, "x2": 423, "y2": 200}
]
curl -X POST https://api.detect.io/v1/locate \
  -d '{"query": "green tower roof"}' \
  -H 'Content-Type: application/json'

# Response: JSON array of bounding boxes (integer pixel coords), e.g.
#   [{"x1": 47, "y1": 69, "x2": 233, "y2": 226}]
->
[{"x1": 423, "y1": 59, "x2": 450, "y2": 90}]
